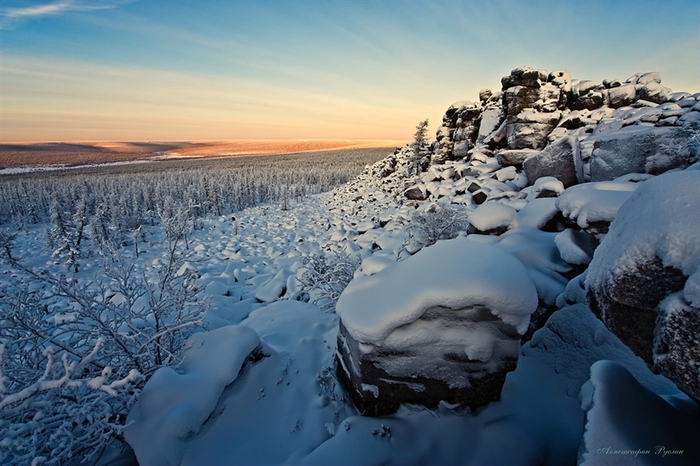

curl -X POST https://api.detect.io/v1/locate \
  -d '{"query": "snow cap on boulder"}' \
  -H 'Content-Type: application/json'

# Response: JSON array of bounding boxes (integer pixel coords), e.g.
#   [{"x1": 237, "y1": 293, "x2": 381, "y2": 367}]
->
[{"x1": 336, "y1": 236, "x2": 538, "y2": 342}]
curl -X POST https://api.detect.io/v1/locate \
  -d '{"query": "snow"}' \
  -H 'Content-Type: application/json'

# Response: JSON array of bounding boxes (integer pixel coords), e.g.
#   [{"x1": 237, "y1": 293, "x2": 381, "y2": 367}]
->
[
  {"x1": 555, "y1": 179, "x2": 638, "y2": 230},
  {"x1": 336, "y1": 236, "x2": 538, "y2": 343},
  {"x1": 579, "y1": 360, "x2": 700, "y2": 465},
  {"x1": 4, "y1": 67, "x2": 700, "y2": 466},
  {"x1": 124, "y1": 325, "x2": 263, "y2": 466},
  {"x1": 126, "y1": 301, "x2": 345, "y2": 466},
  {"x1": 555, "y1": 228, "x2": 596, "y2": 265},
  {"x1": 468, "y1": 202, "x2": 518, "y2": 231},
  {"x1": 586, "y1": 170, "x2": 700, "y2": 308}
]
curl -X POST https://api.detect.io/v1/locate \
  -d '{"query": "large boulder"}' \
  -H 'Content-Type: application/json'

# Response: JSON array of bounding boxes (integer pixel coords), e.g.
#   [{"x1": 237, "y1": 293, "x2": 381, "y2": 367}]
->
[
  {"x1": 588, "y1": 125, "x2": 690, "y2": 181},
  {"x1": 586, "y1": 169, "x2": 700, "y2": 403},
  {"x1": 335, "y1": 237, "x2": 538, "y2": 416},
  {"x1": 501, "y1": 66, "x2": 547, "y2": 89},
  {"x1": 523, "y1": 135, "x2": 579, "y2": 187},
  {"x1": 503, "y1": 85, "x2": 541, "y2": 115},
  {"x1": 555, "y1": 179, "x2": 638, "y2": 240}
]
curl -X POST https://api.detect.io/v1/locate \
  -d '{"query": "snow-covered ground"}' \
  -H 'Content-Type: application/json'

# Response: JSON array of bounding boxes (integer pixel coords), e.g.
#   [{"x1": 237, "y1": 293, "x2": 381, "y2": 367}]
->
[{"x1": 119, "y1": 157, "x2": 696, "y2": 464}]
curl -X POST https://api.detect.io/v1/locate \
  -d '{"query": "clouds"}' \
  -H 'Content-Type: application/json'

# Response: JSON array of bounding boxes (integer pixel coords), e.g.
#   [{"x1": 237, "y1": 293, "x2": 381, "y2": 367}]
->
[{"x1": 0, "y1": 0, "x2": 129, "y2": 29}]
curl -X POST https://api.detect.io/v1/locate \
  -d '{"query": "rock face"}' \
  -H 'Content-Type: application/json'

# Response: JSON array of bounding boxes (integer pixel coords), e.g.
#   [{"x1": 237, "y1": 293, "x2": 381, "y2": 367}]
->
[
  {"x1": 335, "y1": 237, "x2": 538, "y2": 416},
  {"x1": 425, "y1": 66, "x2": 698, "y2": 193},
  {"x1": 586, "y1": 170, "x2": 700, "y2": 403}
]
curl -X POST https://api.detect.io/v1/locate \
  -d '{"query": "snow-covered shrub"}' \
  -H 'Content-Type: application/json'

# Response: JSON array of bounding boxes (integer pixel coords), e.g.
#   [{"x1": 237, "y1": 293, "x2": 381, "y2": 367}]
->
[
  {"x1": 298, "y1": 252, "x2": 360, "y2": 312},
  {"x1": 0, "y1": 339, "x2": 140, "y2": 465},
  {"x1": 404, "y1": 203, "x2": 469, "y2": 252},
  {"x1": 0, "y1": 233, "x2": 209, "y2": 464}
]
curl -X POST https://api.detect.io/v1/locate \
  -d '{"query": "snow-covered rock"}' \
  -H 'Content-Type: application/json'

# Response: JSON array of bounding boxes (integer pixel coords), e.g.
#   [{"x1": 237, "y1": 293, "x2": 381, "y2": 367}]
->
[
  {"x1": 335, "y1": 237, "x2": 538, "y2": 415},
  {"x1": 555, "y1": 179, "x2": 638, "y2": 239},
  {"x1": 125, "y1": 325, "x2": 264, "y2": 466},
  {"x1": 586, "y1": 170, "x2": 700, "y2": 403},
  {"x1": 588, "y1": 125, "x2": 690, "y2": 181}
]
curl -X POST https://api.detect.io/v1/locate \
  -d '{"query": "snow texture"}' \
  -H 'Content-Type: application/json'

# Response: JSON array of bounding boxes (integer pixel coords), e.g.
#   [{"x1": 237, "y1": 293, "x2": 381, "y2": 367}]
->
[
  {"x1": 125, "y1": 325, "x2": 262, "y2": 466},
  {"x1": 555, "y1": 179, "x2": 637, "y2": 230}
]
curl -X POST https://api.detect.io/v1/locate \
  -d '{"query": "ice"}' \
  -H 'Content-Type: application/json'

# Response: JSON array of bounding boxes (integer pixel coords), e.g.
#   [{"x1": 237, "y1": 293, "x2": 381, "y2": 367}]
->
[{"x1": 336, "y1": 236, "x2": 538, "y2": 343}]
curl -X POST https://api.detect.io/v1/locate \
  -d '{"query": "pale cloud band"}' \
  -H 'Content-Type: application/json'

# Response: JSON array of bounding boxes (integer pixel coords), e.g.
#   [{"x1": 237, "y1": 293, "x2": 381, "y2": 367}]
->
[{"x1": 0, "y1": 0, "x2": 128, "y2": 28}]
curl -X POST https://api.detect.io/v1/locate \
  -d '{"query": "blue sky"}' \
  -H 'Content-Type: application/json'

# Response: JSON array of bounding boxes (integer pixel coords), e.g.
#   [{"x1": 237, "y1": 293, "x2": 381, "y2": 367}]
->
[{"x1": 1, "y1": 0, "x2": 699, "y2": 142}]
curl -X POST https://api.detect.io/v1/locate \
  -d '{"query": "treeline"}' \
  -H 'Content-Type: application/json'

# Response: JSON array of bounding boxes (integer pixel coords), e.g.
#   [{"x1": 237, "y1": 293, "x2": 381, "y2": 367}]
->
[{"x1": 0, "y1": 148, "x2": 389, "y2": 232}]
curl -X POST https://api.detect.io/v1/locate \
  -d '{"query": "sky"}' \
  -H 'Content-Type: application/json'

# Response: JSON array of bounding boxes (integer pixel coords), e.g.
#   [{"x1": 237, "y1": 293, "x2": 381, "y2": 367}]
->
[{"x1": 1, "y1": 0, "x2": 699, "y2": 142}]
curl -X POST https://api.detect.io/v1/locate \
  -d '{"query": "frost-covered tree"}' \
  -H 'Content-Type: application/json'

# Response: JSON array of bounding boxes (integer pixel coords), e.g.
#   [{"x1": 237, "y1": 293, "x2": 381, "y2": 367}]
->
[
  {"x1": 408, "y1": 119, "x2": 430, "y2": 176},
  {"x1": 411, "y1": 119, "x2": 429, "y2": 155},
  {"x1": 49, "y1": 201, "x2": 81, "y2": 273}
]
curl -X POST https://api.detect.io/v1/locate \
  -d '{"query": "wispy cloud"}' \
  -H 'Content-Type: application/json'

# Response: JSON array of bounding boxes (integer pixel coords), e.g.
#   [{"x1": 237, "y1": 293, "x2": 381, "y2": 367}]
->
[{"x1": 1, "y1": 0, "x2": 128, "y2": 29}]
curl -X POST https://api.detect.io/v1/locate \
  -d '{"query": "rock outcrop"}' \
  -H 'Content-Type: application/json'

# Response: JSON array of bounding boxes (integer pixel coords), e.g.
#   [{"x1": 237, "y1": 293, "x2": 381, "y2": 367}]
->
[
  {"x1": 331, "y1": 66, "x2": 699, "y2": 416},
  {"x1": 428, "y1": 66, "x2": 698, "y2": 190}
]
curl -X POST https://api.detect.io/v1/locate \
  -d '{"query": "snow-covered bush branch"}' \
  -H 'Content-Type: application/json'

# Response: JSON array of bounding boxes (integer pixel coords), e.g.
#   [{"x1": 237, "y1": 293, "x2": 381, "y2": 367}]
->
[
  {"x1": 0, "y1": 232, "x2": 209, "y2": 464},
  {"x1": 404, "y1": 203, "x2": 469, "y2": 251},
  {"x1": 298, "y1": 252, "x2": 360, "y2": 312}
]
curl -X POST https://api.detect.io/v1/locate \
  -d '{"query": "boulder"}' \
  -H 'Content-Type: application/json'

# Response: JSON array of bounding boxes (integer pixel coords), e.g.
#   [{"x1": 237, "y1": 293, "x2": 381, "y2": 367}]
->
[
  {"x1": 503, "y1": 85, "x2": 541, "y2": 115},
  {"x1": 533, "y1": 82, "x2": 564, "y2": 112},
  {"x1": 506, "y1": 110, "x2": 561, "y2": 150},
  {"x1": 501, "y1": 66, "x2": 547, "y2": 89},
  {"x1": 606, "y1": 84, "x2": 637, "y2": 108},
  {"x1": 335, "y1": 237, "x2": 538, "y2": 416},
  {"x1": 555, "y1": 179, "x2": 638, "y2": 240},
  {"x1": 637, "y1": 80, "x2": 671, "y2": 104},
  {"x1": 476, "y1": 106, "x2": 504, "y2": 145},
  {"x1": 404, "y1": 184, "x2": 427, "y2": 200},
  {"x1": 569, "y1": 91, "x2": 604, "y2": 111},
  {"x1": 586, "y1": 170, "x2": 700, "y2": 403},
  {"x1": 522, "y1": 135, "x2": 579, "y2": 187},
  {"x1": 467, "y1": 202, "x2": 518, "y2": 235},
  {"x1": 497, "y1": 148, "x2": 539, "y2": 167},
  {"x1": 589, "y1": 125, "x2": 689, "y2": 181},
  {"x1": 433, "y1": 125, "x2": 454, "y2": 164},
  {"x1": 548, "y1": 69, "x2": 571, "y2": 92}
]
